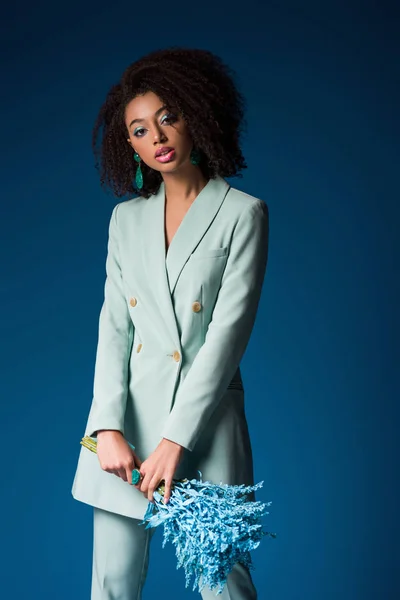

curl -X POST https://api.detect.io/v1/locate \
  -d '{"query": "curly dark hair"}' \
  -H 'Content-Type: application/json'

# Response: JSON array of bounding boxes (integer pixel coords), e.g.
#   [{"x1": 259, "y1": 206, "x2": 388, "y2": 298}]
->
[{"x1": 92, "y1": 46, "x2": 248, "y2": 199}]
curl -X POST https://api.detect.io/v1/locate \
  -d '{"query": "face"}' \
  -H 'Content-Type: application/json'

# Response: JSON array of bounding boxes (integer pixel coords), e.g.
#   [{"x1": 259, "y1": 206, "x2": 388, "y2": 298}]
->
[{"x1": 125, "y1": 91, "x2": 194, "y2": 174}]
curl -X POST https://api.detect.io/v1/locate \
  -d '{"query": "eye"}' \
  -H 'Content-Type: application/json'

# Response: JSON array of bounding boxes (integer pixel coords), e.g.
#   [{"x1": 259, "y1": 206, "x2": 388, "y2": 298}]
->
[
  {"x1": 161, "y1": 113, "x2": 177, "y2": 125},
  {"x1": 133, "y1": 127, "x2": 145, "y2": 137},
  {"x1": 132, "y1": 113, "x2": 177, "y2": 138}
]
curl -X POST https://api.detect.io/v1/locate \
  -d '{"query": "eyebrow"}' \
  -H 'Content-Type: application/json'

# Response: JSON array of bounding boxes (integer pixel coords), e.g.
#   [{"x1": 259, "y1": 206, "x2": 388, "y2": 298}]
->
[{"x1": 129, "y1": 105, "x2": 168, "y2": 128}]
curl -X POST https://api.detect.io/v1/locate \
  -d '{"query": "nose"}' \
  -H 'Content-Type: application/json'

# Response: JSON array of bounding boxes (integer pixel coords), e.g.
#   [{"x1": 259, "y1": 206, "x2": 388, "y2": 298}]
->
[{"x1": 152, "y1": 123, "x2": 167, "y2": 143}]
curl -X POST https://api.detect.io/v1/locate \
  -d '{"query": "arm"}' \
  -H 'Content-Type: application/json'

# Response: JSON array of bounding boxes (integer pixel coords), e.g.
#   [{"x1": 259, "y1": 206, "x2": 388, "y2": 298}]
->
[
  {"x1": 86, "y1": 203, "x2": 134, "y2": 438},
  {"x1": 160, "y1": 199, "x2": 269, "y2": 451}
]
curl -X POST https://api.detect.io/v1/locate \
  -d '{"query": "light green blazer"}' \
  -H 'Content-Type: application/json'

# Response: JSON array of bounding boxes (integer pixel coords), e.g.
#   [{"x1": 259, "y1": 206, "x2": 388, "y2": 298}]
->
[{"x1": 71, "y1": 175, "x2": 269, "y2": 520}]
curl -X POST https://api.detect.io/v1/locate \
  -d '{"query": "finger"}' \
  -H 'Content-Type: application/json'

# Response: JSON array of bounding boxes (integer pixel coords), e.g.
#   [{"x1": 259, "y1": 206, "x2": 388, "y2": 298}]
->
[
  {"x1": 125, "y1": 467, "x2": 133, "y2": 484},
  {"x1": 136, "y1": 469, "x2": 146, "y2": 490},
  {"x1": 139, "y1": 471, "x2": 148, "y2": 495},
  {"x1": 163, "y1": 477, "x2": 173, "y2": 504},
  {"x1": 117, "y1": 468, "x2": 128, "y2": 482},
  {"x1": 133, "y1": 453, "x2": 142, "y2": 468},
  {"x1": 148, "y1": 476, "x2": 161, "y2": 503}
]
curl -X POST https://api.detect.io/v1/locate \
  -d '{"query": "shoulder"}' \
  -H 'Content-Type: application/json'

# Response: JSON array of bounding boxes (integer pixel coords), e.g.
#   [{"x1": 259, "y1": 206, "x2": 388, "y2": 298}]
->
[
  {"x1": 113, "y1": 194, "x2": 147, "y2": 220},
  {"x1": 108, "y1": 195, "x2": 149, "y2": 239},
  {"x1": 224, "y1": 183, "x2": 269, "y2": 223}
]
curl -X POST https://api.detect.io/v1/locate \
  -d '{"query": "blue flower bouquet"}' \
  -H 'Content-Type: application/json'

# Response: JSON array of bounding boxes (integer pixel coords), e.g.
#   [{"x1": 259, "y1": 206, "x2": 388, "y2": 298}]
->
[{"x1": 81, "y1": 435, "x2": 276, "y2": 595}]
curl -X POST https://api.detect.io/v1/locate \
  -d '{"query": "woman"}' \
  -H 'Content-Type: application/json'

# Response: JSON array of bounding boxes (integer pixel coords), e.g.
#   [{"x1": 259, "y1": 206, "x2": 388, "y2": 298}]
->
[{"x1": 71, "y1": 46, "x2": 269, "y2": 599}]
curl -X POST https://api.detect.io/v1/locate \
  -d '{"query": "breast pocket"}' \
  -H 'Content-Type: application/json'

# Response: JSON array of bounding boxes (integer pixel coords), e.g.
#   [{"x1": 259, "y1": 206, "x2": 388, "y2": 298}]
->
[
  {"x1": 187, "y1": 247, "x2": 229, "y2": 290},
  {"x1": 190, "y1": 246, "x2": 229, "y2": 260}
]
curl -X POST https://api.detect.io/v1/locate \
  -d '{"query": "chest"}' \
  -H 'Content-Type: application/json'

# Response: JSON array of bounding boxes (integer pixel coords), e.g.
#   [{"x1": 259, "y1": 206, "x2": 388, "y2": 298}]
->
[{"x1": 164, "y1": 200, "x2": 193, "y2": 254}]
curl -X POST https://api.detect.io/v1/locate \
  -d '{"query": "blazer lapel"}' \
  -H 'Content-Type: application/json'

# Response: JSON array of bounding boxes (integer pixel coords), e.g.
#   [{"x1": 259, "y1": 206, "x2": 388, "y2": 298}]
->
[
  {"x1": 141, "y1": 183, "x2": 181, "y2": 351},
  {"x1": 166, "y1": 175, "x2": 230, "y2": 294},
  {"x1": 141, "y1": 175, "x2": 230, "y2": 350}
]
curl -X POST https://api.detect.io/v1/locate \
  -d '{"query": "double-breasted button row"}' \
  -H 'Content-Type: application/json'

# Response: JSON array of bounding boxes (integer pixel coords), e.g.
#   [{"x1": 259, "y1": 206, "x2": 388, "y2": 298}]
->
[
  {"x1": 132, "y1": 296, "x2": 201, "y2": 313},
  {"x1": 130, "y1": 293, "x2": 196, "y2": 364}
]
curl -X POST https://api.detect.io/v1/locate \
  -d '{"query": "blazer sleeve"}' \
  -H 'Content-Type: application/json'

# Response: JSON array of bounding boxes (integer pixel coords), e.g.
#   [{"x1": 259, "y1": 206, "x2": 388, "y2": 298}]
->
[
  {"x1": 160, "y1": 199, "x2": 269, "y2": 451},
  {"x1": 86, "y1": 203, "x2": 134, "y2": 438}
]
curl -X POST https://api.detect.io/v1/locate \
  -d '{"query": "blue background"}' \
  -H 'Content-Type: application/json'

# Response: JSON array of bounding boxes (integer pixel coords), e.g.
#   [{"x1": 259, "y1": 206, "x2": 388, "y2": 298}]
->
[{"x1": 1, "y1": 1, "x2": 398, "y2": 598}]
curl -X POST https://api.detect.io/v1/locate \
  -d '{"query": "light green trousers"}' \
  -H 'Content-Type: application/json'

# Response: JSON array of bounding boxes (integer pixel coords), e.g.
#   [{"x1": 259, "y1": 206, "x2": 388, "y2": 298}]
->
[{"x1": 92, "y1": 507, "x2": 257, "y2": 599}]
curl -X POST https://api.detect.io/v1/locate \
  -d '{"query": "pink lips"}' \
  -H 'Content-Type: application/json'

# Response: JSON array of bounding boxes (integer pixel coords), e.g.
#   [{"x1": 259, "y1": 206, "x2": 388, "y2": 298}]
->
[
  {"x1": 155, "y1": 149, "x2": 176, "y2": 163},
  {"x1": 155, "y1": 146, "x2": 174, "y2": 157}
]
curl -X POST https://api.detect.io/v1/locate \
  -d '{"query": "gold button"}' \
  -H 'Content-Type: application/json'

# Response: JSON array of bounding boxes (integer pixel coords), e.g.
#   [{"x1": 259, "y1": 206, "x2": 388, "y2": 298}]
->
[
  {"x1": 129, "y1": 297, "x2": 137, "y2": 307},
  {"x1": 192, "y1": 301, "x2": 202, "y2": 313},
  {"x1": 136, "y1": 343, "x2": 142, "y2": 353},
  {"x1": 173, "y1": 350, "x2": 181, "y2": 362}
]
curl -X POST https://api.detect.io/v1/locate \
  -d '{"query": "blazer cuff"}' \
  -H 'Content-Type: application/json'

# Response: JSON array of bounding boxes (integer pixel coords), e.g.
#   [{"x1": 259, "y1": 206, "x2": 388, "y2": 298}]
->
[
  {"x1": 87, "y1": 428, "x2": 124, "y2": 439},
  {"x1": 161, "y1": 435, "x2": 192, "y2": 452},
  {"x1": 86, "y1": 415, "x2": 125, "y2": 438}
]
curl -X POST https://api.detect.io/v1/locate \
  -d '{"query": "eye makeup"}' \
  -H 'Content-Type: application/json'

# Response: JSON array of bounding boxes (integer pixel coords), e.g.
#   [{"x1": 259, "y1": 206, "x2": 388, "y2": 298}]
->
[{"x1": 132, "y1": 112, "x2": 178, "y2": 137}]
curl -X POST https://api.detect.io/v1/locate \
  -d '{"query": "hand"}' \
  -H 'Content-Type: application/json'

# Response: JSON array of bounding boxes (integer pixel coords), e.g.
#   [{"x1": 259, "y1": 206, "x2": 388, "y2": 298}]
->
[
  {"x1": 96, "y1": 430, "x2": 142, "y2": 483},
  {"x1": 135, "y1": 438, "x2": 184, "y2": 504}
]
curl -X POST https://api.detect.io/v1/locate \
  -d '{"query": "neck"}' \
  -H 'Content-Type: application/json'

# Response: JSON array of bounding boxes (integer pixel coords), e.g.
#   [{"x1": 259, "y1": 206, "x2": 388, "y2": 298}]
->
[{"x1": 162, "y1": 166, "x2": 209, "y2": 205}]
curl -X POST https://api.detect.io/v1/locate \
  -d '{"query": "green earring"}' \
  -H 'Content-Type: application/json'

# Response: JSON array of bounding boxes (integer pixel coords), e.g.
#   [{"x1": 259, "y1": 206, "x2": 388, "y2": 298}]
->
[
  {"x1": 134, "y1": 152, "x2": 143, "y2": 189},
  {"x1": 190, "y1": 148, "x2": 201, "y2": 165}
]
